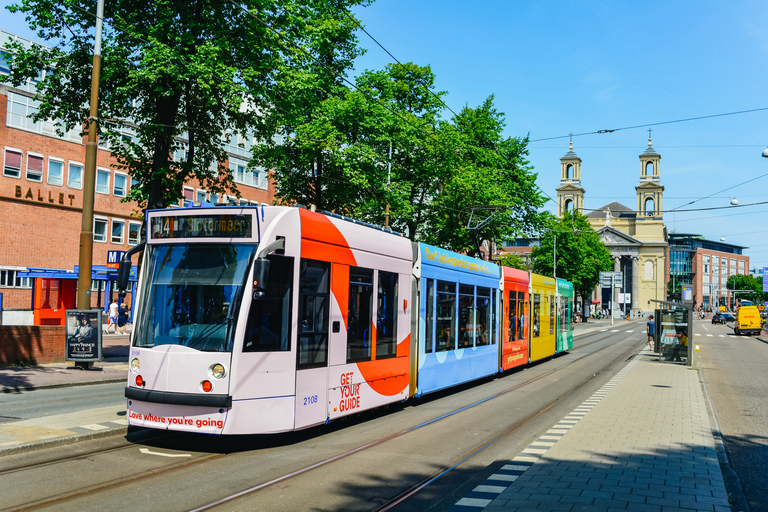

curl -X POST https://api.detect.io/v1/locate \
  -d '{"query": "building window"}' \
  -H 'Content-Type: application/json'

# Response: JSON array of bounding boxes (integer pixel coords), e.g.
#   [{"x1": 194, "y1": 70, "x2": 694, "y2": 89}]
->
[
  {"x1": 48, "y1": 158, "x2": 64, "y2": 186},
  {"x1": 645, "y1": 161, "x2": 653, "y2": 176},
  {"x1": 26, "y1": 153, "x2": 44, "y2": 182},
  {"x1": 0, "y1": 268, "x2": 32, "y2": 288},
  {"x1": 113, "y1": 172, "x2": 127, "y2": 197},
  {"x1": 738, "y1": 260, "x2": 745, "y2": 274},
  {"x1": 128, "y1": 221, "x2": 142, "y2": 246},
  {"x1": 94, "y1": 217, "x2": 108, "y2": 243},
  {"x1": 230, "y1": 156, "x2": 268, "y2": 190},
  {"x1": 182, "y1": 186, "x2": 194, "y2": 207},
  {"x1": 96, "y1": 168, "x2": 110, "y2": 194},
  {"x1": 111, "y1": 219, "x2": 125, "y2": 244},
  {"x1": 196, "y1": 189, "x2": 207, "y2": 203},
  {"x1": 68, "y1": 162, "x2": 83, "y2": 189},
  {"x1": 3, "y1": 148, "x2": 22, "y2": 178}
]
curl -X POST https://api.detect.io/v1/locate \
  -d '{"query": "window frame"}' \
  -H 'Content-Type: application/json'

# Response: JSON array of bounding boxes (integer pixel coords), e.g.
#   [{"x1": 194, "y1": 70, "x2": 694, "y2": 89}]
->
[
  {"x1": 96, "y1": 167, "x2": 111, "y2": 195},
  {"x1": 47, "y1": 157, "x2": 64, "y2": 186},
  {"x1": 128, "y1": 221, "x2": 142, "y2": 246},
  {"x1": 26, "y1": 152, "x2": 44, "y2": 182},
  {"x1": 113, "y1": 171, "x2": 128, "y2": 197},
  {"x1": 68, "y1": 161, "x2": 84, "y2": 190},
  {"x1": 93, "y1": 215, "x2": 109, "y2": 243},
  {"x1": 3, "y1": 147, "x2": 23, "y2": 179},
  {"x1": 111, "y1": 218, "x2": 125, "y2": 245}
]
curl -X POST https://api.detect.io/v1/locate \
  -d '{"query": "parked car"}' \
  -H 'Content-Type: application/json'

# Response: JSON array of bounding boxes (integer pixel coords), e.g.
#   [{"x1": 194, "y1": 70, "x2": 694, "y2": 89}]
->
[{"x1": 712, "y1": 313, "x2": 735, "y2": 324}]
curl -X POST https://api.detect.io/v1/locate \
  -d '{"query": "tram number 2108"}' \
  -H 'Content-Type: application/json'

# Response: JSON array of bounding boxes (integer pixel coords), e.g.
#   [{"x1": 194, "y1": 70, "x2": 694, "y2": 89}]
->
[{"x1": 303, "y1": 395, "x2": 319, "y2": 406}]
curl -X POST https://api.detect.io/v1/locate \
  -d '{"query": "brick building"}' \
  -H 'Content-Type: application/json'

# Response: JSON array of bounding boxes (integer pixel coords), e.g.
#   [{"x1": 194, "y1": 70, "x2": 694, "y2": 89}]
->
[{"x1": 1, "y1": 30, "x2": 275, "y2": 324}]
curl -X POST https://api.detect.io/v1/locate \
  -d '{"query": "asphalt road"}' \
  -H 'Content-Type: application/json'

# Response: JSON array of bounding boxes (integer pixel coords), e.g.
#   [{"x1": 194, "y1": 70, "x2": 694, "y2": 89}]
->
[
  {"x1": 697, "y1": 318, "x2": 768, "y2": 512},
  {"x1": 0, "y1": 382, "x2": 125, "y2": 424}
]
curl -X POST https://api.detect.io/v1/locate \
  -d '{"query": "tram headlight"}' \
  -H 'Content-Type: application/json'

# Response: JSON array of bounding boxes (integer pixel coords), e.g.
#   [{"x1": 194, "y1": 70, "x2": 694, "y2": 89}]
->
[
  {"x1": 130, "y1": 358, "x2": 140, "y2": 373},
  {"x1": 210, "y1": 363, "x2": 226, "y2": 379}
]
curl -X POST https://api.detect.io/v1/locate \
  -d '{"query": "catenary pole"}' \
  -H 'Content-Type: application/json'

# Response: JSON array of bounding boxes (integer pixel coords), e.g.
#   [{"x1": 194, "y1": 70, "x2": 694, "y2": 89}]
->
[{"x1": 76, "y1": 0, "x2": 104, "y2": 309}]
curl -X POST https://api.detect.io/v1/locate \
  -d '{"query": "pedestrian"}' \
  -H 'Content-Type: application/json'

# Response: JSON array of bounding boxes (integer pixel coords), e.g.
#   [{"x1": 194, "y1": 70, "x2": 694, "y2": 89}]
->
[
  {"x1": 105, "y1": 299, "x2": 119, "y2": 333},
  {"x1": 646, "y1": 314, "x2": 655, "y2": 351},
  {"x1": 117, "y1": 302, "x2": 130, "y2": 335}
]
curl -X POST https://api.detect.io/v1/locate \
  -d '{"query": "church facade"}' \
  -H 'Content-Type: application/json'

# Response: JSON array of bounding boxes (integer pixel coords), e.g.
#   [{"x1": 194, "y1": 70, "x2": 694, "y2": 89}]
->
[{"x1": 556, "y1": 136, "x2": 668, "y2": 317}]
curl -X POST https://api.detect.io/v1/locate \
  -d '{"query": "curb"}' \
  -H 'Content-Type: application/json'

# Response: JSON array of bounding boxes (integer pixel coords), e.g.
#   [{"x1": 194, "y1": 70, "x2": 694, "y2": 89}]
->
[
  {"x1": 1, "y1": 376, "x2": 127, "y2": 394},
  {"x1": 0, "y1": 425, "x2": 129, "y2": 457}
]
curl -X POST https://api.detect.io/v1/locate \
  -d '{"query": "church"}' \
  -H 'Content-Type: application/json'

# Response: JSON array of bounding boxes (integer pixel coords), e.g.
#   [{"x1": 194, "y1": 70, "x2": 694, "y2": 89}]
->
[{"x1": 556, "y1": 135, "x2": 668, "y2": 317}]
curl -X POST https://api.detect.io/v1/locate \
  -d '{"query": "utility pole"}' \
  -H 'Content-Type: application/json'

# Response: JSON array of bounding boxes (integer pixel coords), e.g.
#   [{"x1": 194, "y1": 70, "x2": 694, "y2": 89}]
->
[
  {"x1": 76, "y1": 0, "x2": 104, "y2": 309},
  {"x1": 384, "y1": 142, "x2": 391, "y2": 229}
]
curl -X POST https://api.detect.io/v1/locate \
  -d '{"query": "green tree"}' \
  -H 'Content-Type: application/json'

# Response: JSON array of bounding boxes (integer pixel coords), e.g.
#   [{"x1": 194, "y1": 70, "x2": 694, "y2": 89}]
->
[
  {"x1": 6, "y1": 0, "x2": 367, "y2": 209},
  {"x1": 530, "y1": 211, "x2": 613, "y2": 320},
  {"x1": 425, "y1": 96, "x2": 548, "y2": 253},
  {"x1": 726, "y1": 274, "x2": 767, "y2": 305},
  {"x1": 497, "y1": 252, "x2": 528, "y2": 271},
  {"x1": 262, "y1": 62, "x2": 456, "y2": 236}
]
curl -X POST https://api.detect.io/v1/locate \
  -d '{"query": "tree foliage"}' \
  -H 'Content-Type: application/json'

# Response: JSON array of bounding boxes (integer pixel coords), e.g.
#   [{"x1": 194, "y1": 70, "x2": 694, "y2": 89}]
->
[
  {"x1": 530, "y1": 211, "x2": 613, "y2": 311},
  {"x1": 7, "y1": 0, "x2": 367, "y2": 209},
  {"x1": 726, "y1": 274, "x2": 767, "y2": 305}
]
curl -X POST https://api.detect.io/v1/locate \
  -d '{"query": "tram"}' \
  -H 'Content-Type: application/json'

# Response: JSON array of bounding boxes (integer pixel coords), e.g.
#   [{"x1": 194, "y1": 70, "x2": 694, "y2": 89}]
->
[{"x1": 120, "y1": 205, "x2": 575, "y2": 435}]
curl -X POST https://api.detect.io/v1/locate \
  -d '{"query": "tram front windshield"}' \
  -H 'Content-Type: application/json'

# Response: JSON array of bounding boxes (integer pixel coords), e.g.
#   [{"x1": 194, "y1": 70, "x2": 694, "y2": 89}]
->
[{"x1": 134, "y1": 243, "x2": 254, "y2": 352}]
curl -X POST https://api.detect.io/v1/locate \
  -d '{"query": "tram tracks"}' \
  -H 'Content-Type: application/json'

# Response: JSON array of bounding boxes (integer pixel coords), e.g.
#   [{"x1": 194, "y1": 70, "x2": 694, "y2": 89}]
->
[{"x1": 2, "y1": 331, "x2": 641, "y2": 511}]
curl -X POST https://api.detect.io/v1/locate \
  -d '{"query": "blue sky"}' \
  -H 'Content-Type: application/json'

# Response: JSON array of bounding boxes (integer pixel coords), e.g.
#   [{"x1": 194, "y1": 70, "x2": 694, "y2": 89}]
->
[{"x1": 3, "y1": 1, "x2": 767, "y2": 271}]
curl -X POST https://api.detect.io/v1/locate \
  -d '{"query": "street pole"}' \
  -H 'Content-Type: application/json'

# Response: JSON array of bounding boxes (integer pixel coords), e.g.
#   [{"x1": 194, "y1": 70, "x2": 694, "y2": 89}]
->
[
  {"x1": 611, "y1": 274, "x2": 615, "y2": 326},
  {"x1": 76, "y1": 0, "x2": 104, "y2": 309},
  {"x1": 384, "y1": 142, "x2": 391, "y2": 229}
]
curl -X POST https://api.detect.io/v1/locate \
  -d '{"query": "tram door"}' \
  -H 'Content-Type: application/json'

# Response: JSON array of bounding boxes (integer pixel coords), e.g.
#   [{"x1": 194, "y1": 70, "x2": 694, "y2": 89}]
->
[{"x1": 295, "y1": 259, "x2": 331, "y2": 428}]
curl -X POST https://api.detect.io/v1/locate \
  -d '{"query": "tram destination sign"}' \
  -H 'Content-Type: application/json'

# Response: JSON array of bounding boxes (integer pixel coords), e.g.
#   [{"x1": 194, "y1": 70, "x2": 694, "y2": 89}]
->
[{"x1": 150, "y1": 214, "x2": 252, "y2": 239}]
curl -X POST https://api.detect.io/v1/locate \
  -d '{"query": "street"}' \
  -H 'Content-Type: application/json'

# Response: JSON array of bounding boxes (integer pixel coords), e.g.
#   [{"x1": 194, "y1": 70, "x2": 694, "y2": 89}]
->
[{"x1": 698, "y1": 318, "x2": 768, "y2": 511}]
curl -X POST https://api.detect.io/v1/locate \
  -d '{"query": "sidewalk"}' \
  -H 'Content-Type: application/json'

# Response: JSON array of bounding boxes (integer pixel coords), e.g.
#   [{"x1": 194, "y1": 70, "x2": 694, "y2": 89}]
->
[
  {"x1": 450, "y1": 347, "x2": 732, "y2": 512},
  {"x1": 0, "y1": 333, "x2": 130, "y2": 456}
]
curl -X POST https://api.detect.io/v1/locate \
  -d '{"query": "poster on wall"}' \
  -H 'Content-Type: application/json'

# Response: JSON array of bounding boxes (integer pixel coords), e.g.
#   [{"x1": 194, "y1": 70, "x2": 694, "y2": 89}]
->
[{"x1": 65, "y1": 309, "x2": 102, "y2": 362}]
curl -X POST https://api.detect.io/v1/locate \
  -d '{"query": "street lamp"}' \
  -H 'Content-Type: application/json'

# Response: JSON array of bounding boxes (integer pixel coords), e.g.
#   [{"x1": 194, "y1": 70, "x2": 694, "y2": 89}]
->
[{"x1": 762, "y1": 146, "x2": 768, "y2": 158}]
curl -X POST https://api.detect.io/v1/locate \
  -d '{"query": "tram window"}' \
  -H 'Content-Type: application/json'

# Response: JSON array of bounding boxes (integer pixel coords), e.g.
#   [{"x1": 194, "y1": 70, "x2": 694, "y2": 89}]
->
[
  {"x1": 297, "y1": 259, "x2": 330, "y2": 369},
  {"x1": 458, "y1": 284, "x2": 474, "y2": 348},
  {"x1": 436, "y1": 280, "x2": 456, "y2": 352},
  {"x1": 376, "y1": 270, "x2": 398, "y2": 360},
  {"x1": 509, "y1": 291, "x2": 518, "y2": 342},
  {"x1": 133, "y1": 244, "x2": 254, "y2": 352},
  {"x1": 425, "y1": 279, "x2": 435, "y2": 353},
  {"x1": 243, "y1": 255, "x2": 294, "y2": 352},
  {"x1": 517, "y1": 292, "x2": 526, "y2": 340},
  {"x1": 476, "y1": 286, "x2": 491, "y2": 346},
  {"x1": 550, "y1": 296, "x2": 555, "y2": 335},
  {"x1": 347, "y1": 267, "x2": 373, "y2": 363},
  {"x1": 532, "y1": 293, "x2": 541, "y2": 338}
]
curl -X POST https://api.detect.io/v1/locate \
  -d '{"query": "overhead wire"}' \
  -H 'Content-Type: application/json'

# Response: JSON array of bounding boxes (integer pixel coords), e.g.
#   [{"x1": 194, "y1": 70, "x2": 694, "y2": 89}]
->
[{"x1": 529, "y1": 107, "x2": 768, "y2": 143}]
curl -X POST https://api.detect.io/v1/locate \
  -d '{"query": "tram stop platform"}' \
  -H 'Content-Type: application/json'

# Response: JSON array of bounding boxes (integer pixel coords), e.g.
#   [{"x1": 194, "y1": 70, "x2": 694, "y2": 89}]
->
[{"x1": 450, "y1": 343, "x2": 734, "y2": 512}]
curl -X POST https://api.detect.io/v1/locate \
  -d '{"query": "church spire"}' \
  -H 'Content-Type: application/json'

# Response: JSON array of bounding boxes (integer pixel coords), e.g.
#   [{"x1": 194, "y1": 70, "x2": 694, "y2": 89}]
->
[{"x1": 556, "y1": 136, "x2": 585, "y2": 217}]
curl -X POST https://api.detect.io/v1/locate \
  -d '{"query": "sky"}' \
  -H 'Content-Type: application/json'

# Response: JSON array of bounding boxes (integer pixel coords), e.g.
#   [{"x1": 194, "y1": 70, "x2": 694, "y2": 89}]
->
[{"x1": 2, "y1": 1, "x2": 767, "y2": 271}]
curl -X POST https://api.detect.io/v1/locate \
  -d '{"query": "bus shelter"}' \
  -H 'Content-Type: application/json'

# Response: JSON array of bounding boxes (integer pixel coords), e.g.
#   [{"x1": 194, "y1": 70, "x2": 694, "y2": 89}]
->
[{"x1": 651, "y1": 299, "x2": 696, "y2": 367}]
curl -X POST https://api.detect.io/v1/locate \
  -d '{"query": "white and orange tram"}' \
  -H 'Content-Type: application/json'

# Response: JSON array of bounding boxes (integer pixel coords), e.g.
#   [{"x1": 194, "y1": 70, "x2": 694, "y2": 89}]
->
[{"x1": 121, "y1": 205, "x2": 574, "y2": 435}]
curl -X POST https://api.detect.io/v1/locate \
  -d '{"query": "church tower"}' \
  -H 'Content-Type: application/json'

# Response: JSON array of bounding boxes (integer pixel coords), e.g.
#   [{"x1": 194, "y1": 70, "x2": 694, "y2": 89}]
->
[
  {"x1": 635, "y1": 131, "x2": 664, "y2": 219},
  {"x1": 556, "y1": 138, "x2": 586, "y2": 217}
]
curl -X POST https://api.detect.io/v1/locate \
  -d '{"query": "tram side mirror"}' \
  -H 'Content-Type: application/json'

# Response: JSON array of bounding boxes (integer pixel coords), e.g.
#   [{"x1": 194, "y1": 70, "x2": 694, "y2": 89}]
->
[
  {"x1": 252, "y1": 258, "x2": 270, "y2": 299},
  {"x1": 117, "y1": 258, "x2": 132, "y2": 298}
]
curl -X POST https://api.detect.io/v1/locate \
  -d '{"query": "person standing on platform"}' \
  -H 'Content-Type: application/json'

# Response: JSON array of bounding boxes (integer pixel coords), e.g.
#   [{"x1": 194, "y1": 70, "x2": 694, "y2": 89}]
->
[
  {"x1": 646, "y1": 314, "x2": 655, "y2": 351},
  {"x1": 105, "y1": 299, "x2": 119, "y2": 334},
  {"x1": 117, "y1": 303, "x2": 129, "y2": 335}
]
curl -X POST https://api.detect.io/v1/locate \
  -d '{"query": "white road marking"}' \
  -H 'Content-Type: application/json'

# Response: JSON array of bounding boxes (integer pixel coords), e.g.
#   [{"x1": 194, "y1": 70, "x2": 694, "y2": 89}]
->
[{"x1": 139, "y1": 448, "x2": 191, "y2": 458}]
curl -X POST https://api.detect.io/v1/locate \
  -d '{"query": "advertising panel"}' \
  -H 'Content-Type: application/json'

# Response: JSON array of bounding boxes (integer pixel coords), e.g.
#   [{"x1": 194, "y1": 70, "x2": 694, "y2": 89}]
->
[{"x1": 65, "y1": 309, "x2": 102, "y2": 362}]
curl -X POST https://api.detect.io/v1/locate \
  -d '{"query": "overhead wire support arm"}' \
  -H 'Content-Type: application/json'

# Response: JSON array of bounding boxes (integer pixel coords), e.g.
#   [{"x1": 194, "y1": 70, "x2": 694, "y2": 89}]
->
[{"x1": 466, "y1": 206, "x2": 507, "y2": 261}]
